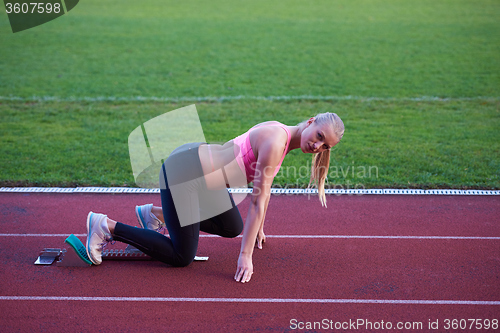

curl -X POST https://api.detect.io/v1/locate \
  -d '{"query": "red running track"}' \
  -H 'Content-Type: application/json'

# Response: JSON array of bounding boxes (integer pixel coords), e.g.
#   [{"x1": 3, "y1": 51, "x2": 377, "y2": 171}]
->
[{"x1": 0, "y1": 192, "x2": 499, "y2": 332}]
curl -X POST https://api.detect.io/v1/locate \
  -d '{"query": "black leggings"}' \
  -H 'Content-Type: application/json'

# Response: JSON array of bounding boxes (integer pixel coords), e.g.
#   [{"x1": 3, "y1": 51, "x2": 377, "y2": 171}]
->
[{"x1": 113, "y1": 143, "x2": 244, "y2": 267}]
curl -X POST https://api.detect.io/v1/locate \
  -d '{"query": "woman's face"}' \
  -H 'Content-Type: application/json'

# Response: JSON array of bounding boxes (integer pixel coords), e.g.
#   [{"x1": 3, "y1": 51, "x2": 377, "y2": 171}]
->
[{"x1": 301, "y1": 118, "x2": 340, "y2": 154}]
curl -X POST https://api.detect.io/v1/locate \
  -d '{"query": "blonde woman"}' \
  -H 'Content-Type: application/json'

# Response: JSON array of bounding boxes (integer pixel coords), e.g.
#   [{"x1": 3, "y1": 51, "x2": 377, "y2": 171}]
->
[{"x1": 85, "y1": 113, "x2": 344, "y2": 283}]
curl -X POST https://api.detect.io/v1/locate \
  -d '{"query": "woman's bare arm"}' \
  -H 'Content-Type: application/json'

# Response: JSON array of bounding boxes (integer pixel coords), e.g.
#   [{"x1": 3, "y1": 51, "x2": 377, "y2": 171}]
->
[{"x1": 234, "y1": 127, "x2": 288, "y2": 283}]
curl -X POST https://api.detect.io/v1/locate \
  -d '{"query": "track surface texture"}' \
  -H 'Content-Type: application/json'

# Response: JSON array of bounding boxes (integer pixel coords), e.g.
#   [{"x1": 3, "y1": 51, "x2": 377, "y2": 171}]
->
[{"x1": 0, "y1": 192, "x2": 499, "y2": 332}]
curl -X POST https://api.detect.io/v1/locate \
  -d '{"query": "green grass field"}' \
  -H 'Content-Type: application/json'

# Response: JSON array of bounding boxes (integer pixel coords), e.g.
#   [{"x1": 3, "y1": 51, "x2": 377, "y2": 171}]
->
[{"x1": 0, "y1": 0, "x2": 499, "y2": 189}]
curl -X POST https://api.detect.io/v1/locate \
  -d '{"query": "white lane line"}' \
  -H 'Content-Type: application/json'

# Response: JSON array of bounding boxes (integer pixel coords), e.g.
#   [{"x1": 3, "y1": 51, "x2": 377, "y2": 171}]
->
[
  {"x1": 0, "y1": 296, "x2": 498, "y2": 305},
  {"x1": 268, "y1": 235, "x2": 500, "y2": 240},
  {"x1": 0, "y1": 234, "x2": 87, "y2": 237},
  {"x1": 1, "y1": 234, "x2": 499, "y2": 240}
]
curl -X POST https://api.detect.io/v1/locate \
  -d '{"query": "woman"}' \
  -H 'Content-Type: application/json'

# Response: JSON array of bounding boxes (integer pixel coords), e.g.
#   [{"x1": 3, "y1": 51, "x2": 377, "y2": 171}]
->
[{"x1": 86, "y1": 112, "x2": 344, "y2": 283}]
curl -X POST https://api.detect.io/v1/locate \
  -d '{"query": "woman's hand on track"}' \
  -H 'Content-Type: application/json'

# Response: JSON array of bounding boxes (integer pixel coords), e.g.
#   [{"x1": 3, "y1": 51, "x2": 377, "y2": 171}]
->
[
  {"x1": 256, "y1": 229, "x2": 266, "y2": 249},
  {"x1": 235, "y1": 253, "x2": 253, "y2": 283}
]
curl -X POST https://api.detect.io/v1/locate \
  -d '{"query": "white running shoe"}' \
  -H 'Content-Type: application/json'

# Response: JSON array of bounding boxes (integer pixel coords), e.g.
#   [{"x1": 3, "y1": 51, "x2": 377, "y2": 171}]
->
[
  {"x1": 135, "y1": 204, "x2": 165, "y2": 233},
  {"x1": 86, "y1": 212, "x2": 112, "y2": 265}
]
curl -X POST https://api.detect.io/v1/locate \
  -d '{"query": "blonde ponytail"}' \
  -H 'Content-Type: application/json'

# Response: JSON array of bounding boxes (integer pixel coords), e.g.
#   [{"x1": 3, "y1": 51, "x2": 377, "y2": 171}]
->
[
  {"x1": 306, "y1": 112, "x2": 344, "y2": 208},
  {"x1": 309, "y1": 149, "x2": 330, "y2": 207}
]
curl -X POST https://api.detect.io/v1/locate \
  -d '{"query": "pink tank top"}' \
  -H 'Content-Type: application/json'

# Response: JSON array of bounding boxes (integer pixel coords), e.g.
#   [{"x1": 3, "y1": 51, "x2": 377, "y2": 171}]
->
[{"x1": 232, "y1": 122, "x2": 291, "y2": 184}]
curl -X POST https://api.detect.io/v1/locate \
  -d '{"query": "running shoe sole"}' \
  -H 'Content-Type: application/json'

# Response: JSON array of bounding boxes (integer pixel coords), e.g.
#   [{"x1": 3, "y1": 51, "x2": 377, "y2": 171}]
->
[
  {"x1": 135, "y1": 205, "x2": 147, "y2": 229},
  {"x1": 86, "y1": 211, "x2": 99, "y2": 265}
]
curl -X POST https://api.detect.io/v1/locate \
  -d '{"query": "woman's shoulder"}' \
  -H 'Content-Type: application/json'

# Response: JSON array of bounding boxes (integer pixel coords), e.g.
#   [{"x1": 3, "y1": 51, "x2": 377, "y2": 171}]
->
[
  {"x1": 250, "y1": 121, "x2": 290, "y2": 157},
  {"x1": 228, "y1": 121, "x2": 287, "y2": 147},
  {"x1": 251, "y1": 121, "x2": 289, "y2": 139},
  {"x1": 250, "y1": 120, "x2": 285, "y2": 129}
]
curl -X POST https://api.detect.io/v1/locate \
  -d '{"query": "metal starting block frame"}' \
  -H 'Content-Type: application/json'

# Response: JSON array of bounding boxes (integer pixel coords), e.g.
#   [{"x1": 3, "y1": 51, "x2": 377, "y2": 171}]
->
[
  {"x1": 35, "y1": 235, "x2": 208, "y2": 266},
  {"x1": 103, "y1": 246, "x2": 209, "y2": 261},
  {"x1": 102, "y1": 245, "x2": 153, "y2": 260}
]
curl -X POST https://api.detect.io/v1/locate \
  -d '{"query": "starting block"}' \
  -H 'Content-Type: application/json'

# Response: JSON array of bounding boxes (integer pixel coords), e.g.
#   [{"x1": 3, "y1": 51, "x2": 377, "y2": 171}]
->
[{"x1": 35, "y1": 234, "x2": 209, "y2": 266}]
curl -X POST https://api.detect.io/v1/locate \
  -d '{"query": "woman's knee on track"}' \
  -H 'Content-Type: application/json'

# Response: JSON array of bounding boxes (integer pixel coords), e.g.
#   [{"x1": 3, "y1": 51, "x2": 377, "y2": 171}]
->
[
  {"x1": 220, "y1": 221, "x2": 243, "y2": 238},
  {"x1": 172, "y1": 255, "x2": 194, "y2": 267},
  {"x1": 170, "y1": 247, "x2": 197, "y2": 267}
]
